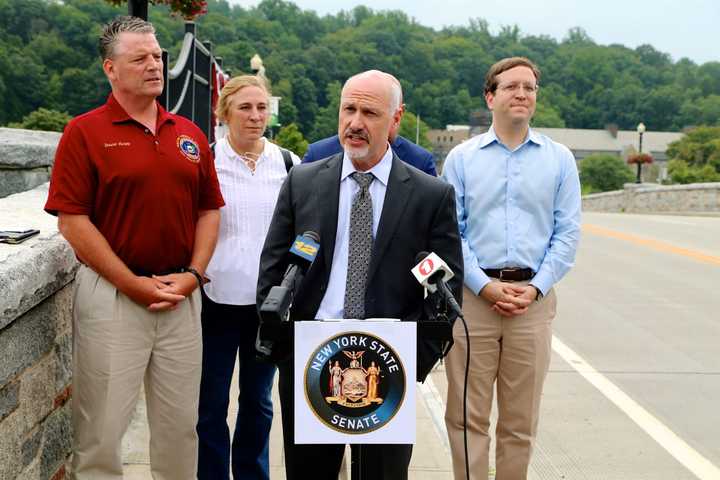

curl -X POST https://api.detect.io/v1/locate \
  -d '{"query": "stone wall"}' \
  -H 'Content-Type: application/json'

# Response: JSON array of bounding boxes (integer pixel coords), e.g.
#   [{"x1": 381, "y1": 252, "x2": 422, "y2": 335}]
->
[
  {"x1": 0, "y1": 128, "x2": 60, "y2": 199},
  {"x1": 583, "y1": 182, "x2": 720, "y2": 215},
  {"x1": 0, "y1": 185, "x2": 78, "y2": 479}
]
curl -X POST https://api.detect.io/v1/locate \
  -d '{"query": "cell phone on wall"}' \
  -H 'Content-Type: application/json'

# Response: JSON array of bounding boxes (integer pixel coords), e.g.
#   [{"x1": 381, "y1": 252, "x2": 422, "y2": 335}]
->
[{"x1": 0, "y1": 229, "x2": 40, "y2": 244}]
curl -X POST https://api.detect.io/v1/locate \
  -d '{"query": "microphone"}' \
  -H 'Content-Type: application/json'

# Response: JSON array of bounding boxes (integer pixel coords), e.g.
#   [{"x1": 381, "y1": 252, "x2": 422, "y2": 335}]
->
[
  {"x1": 256, "y1": 231, "x2": 320, "y2": 361},
  {"x1": 412, "y1": 251, "x2": 463, "y2": 319},
  {"x1": 259, "y1": 230, "x2": 320, "y2": 325}
]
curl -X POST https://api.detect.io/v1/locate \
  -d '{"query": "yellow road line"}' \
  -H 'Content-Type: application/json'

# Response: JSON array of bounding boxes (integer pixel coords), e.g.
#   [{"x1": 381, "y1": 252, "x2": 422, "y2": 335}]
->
[{"x1": 583, "y1": 224, "x2": 720, "y2": 267}]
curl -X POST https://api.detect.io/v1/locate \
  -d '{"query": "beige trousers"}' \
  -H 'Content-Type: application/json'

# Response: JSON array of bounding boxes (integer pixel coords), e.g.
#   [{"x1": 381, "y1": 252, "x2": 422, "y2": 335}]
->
[
  {"x1": 445, "y1": 282, "x2": 556, "y2": 480},
  {"x1": 70, "y1": 266, "x2": 202, "y2": 480}
]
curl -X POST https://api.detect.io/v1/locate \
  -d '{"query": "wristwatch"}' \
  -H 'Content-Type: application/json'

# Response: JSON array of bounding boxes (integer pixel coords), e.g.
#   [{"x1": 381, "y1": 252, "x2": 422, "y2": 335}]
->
[
  {"x1": 181, "y1": 266, "x2": 205, "y2": 287},
  {"x1": 531, "y1": 284, "x2": 543, "y2": 301}
]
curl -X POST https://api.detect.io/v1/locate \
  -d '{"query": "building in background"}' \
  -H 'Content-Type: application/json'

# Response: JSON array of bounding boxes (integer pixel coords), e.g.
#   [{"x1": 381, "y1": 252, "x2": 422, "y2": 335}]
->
[{"x1": 429, "y1": 123, "x2": 683, "y2": 182}]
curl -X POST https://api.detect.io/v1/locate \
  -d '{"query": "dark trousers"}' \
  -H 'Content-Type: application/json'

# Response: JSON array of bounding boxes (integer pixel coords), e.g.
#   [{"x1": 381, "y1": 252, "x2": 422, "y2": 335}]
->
[
  {"x1": 196, "y1": 295, "x2": 277, "y2": 480},
  {"x1": 278, "y1": 360, "x2": 413, "y2": 480}
]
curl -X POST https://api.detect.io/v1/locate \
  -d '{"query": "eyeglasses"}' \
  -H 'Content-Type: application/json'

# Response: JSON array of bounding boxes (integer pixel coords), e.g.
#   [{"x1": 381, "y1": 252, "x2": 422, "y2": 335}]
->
[{"x1": 496, "y1": 82, "x2": 539, "y2": 95}]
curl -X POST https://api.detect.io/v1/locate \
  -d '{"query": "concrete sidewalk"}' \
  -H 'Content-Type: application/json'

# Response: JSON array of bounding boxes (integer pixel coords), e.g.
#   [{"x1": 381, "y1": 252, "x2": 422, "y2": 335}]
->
[{"x1": 121, "y1": 362, "x2": 454, "y2": 479}]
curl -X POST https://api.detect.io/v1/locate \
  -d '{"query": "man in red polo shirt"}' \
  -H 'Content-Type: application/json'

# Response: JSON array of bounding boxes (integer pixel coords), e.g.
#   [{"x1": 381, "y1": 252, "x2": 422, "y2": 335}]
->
[{"x1": 45, "y1": 16, "x2": 224, "y2": 480}]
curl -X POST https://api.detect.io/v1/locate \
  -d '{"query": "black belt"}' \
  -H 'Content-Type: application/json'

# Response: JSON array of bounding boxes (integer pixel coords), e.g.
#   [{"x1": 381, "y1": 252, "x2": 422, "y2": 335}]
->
[
  {"x1": 130, "y1": 267, "x2": 183, "y2": 278},
  {"x1": 482, "y1": 267, "x2": 534, "y2": 281}
]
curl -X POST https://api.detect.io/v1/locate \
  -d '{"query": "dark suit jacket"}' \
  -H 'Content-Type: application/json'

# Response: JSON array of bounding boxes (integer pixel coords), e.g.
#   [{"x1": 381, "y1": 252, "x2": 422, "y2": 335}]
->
[
  {"x1": 257, "y1": 153, "x2": 462, "y2": 378},
  {"x1": 302, "y1": 134, "x2": 437, "y2": 176}
]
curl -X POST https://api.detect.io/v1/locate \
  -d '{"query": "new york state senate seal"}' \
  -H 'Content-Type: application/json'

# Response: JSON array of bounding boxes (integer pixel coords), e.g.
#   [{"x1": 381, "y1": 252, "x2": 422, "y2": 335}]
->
[{"x1": 304, "y1": 331, "x2": 406, "y2": 434}]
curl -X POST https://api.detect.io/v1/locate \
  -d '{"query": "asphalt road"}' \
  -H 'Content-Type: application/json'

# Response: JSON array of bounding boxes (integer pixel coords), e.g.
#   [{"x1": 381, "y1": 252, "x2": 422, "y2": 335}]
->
[
  {"x1": 123, "y1": 211, "x2": 720, "y2": 480},
  {"x1": 530, "y1": 212, "x2": 720, "y2": 479}
]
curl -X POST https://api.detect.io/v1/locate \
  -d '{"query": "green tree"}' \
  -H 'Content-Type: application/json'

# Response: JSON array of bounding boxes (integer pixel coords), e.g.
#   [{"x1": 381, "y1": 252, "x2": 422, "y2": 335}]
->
[
  {"x1": 8, "y1": 107, "x2": 72, "y2": 132},
  {"x1": 310, "y1": 81, "x2": 342, "y2": 142},
  {"x1": 532, "y1": 102, "x2": 565, "y2": 128},
  {"x1": 666, "y1": 126, "x2": 720, "y2": 166},
  {"x1": 667, "y1": 159, "x2": 720, "y2": 184},
  {"x1": 274, "y1": 123, "x2": 308, "y2": 157},
  {"x1": 2, "y1": 0, "x2": 717, "y2": 136},
  {"x1": 398, "y1": 111, "x2": 432, "y2": 149},
  {"x1": 579, "y1": 154, "x2": 634, "y2": 193},
  {"x1": 47, "y1": 65, "x2": 109, "y2": 116},
  {"x1": 679, "y1": 95, "x2": 720, "y2": 127},
  {"x1": 665, "y1": 126, "x2": 720, "y2": 183}
]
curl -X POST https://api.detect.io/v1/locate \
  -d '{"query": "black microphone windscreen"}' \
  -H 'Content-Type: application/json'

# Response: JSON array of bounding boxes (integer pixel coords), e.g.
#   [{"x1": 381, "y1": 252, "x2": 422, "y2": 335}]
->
[
  {"x1": 303, "y1": 230, "x2": 320, "y2": 243},
  {"x1": 415, "y1": 251, "x2": 430, "y2": 264}
]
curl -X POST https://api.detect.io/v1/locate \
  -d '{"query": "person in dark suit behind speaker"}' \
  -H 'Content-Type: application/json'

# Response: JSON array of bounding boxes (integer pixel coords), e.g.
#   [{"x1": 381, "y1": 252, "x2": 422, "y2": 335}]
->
[
  {"x1": 257, "y1": 70, "x2": 462, "y2": 480},
  {"x1": 301, "y1": 74, "x2": 437, "y2": 177}
]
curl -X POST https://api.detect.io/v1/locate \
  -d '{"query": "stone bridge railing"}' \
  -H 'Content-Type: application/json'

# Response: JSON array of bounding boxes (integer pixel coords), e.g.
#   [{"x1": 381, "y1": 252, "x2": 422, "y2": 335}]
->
[
  {"x1": 582, "y1": 183, "x2": 720, "y2": 215},
  {"x1": 0, "y1": 128, "x2": 60, "y2": 199},
  {"x1": 0, "y1": 183, "x2": 78, "y2": 479}
]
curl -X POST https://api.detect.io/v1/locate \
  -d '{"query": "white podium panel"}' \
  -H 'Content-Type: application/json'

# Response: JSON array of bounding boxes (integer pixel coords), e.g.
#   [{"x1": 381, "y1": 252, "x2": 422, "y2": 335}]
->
[{"x1": 294, "y1": 320, "x2": 416, "y2": 444}]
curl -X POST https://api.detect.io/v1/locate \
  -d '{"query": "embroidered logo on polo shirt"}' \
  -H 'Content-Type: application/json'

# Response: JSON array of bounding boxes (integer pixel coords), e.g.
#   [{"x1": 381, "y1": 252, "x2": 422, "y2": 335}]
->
[{"x1": 177, "y1": 135, "x2": 200, "y2": 163}]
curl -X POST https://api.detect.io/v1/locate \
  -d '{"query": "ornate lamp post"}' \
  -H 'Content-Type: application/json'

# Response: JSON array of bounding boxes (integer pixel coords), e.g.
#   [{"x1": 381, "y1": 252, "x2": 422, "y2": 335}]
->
[{"x1": 635, "y1": 122, "x2": 646, "y2": 183}]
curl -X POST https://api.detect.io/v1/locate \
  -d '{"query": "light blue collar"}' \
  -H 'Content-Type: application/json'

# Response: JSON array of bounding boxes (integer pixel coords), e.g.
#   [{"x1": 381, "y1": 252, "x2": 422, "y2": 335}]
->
[
  {"x1": 479, "y1": 125, "x2": 544, "y2": 150},
  {"x1": 341, "y1": 143, "x2": 393, "y2": 186}
]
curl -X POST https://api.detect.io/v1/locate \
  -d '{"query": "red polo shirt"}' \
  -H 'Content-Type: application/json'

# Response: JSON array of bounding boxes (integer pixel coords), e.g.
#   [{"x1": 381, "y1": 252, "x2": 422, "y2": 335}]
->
[{"x1": 45, "y1": 94, "x2": 225, "y2": 274}]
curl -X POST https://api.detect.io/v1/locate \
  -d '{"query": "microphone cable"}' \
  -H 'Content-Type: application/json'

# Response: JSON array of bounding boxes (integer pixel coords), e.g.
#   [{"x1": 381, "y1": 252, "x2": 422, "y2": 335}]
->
[{"x1": 455, "y1": 307, "x2": 470, "y2": 480}]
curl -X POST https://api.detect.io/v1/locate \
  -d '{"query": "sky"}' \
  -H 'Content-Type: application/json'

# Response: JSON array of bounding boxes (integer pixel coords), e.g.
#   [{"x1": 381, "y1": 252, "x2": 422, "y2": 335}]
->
[{"x1": 230, "y1": 0, "x2": 719, "y2": 65}]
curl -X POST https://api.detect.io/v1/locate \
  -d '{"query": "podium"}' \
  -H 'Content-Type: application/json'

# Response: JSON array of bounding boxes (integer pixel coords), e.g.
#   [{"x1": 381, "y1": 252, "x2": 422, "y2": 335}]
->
[{"x1": 293, "y1": 320, "x2": 416, "y2": 445}]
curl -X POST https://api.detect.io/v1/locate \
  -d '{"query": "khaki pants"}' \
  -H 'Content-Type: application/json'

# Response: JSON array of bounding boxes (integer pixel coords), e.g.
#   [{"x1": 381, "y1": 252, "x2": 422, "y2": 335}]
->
[
  {"x1": 445, "y1": 283, "x2": 556, "y2": 480},
  {"x1": 70, "y1": 266, "x2": 202, "y2": 480}
]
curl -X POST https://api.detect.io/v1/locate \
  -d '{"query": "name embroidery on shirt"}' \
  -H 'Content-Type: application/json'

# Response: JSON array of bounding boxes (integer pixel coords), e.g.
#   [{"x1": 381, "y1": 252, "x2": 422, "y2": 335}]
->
[
  {"x1": 177, "y1": 135, "x2": 200, "y2": 163},
  {"x1": 104, "y1": 142, "x2": 131, "y2": 148}
]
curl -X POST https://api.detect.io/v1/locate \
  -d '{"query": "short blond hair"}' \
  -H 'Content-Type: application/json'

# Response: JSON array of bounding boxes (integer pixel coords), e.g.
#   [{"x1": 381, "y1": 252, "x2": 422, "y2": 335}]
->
[
  {"x1": 99, "y1": 16, "x2": 155, "y2": 60},
  {"x1": 215, "y1": 75, "x2": 270, "y2": 123}
]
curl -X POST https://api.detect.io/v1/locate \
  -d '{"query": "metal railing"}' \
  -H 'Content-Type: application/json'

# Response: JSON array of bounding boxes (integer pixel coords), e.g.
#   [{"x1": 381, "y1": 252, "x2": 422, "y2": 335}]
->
[{"x1": 159, "y1": 22, "x2": 227, "y2": 144}]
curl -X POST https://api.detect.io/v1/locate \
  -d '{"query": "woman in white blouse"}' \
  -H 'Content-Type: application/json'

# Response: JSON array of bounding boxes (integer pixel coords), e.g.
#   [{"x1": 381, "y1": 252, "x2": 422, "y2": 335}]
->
[{"x1": 197, "y1": 75, "x2": 300, "y2": 480}]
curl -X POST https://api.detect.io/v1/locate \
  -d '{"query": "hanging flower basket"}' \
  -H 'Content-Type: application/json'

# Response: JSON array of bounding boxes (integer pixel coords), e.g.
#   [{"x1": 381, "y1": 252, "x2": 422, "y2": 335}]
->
[
  {"x1": 160, "y1": 0, "x2": 206, "y2": 18},
  {"x1": 108, "y1": 0, "x2": 207, "y2": 19},
  {"x1": 627, "y1": 153, "x2": 653, "y2": 165}
]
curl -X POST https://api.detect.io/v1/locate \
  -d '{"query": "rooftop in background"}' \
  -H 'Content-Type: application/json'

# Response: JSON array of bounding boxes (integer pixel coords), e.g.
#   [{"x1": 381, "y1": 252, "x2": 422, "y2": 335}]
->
[
  {"x1": 532, "y1": 127, "x2": 684, "y2": 160},
  {"x1": 428, "y1": 124, "x2": 685, "y2": 180}
]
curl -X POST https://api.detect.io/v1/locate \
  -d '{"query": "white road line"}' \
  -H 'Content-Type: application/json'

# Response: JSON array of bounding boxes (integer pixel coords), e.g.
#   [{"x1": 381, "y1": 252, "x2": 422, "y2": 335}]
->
[
  {"x1": 417, "y1": 376, "x2": 451, "y2": 454},
  {"x1": 552, "y1": 335, "x2": 720, "y2": 480}
]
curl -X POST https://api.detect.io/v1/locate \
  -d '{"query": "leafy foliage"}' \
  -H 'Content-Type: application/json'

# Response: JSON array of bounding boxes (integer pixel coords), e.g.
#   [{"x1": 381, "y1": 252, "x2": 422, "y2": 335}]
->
[
  {"x1": 1, "y1": 0, "x2": 718, "y2": 146},
  {"x1": 398, "y1": 111, "x2": 432, "y2": 149},
  {"x1": 274, "y1": 122, "x2": 308, "y2": 157},
  {"x1": 665, "y1": 126, "x2": 720, "y2": 183},
  {"x1": 8, "y1": 107, "x2": 72, "y2": 131},
  {"x1": 579, "y1": 153, "x2": 634, "y2": 192}
]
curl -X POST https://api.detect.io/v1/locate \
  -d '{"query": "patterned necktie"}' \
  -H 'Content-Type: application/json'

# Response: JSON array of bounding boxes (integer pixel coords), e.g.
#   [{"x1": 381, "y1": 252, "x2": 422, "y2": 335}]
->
[{"x1": 344, "y1": 172, "x2": 375, "y2": 319}]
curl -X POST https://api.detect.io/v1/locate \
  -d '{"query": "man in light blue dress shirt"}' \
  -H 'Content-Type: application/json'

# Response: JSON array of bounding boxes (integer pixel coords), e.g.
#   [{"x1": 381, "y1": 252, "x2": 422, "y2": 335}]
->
[{"x1": 441, "y1": 57, "x2": 581, "y2": 480}]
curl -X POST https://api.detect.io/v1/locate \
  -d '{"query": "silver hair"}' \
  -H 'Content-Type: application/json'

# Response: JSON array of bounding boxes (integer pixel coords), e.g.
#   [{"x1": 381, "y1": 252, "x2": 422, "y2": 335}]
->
[
  {"x1": 343, "y1": 70, "x2": 403, "y2": 113},
  {"x1": 98, "y1": 16, "x2": 155, "y2": 60}
]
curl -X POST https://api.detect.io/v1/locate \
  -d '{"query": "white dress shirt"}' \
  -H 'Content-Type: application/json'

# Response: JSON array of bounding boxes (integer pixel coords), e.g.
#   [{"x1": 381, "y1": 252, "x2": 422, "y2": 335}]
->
[
  {"x1": 315, "y1": 145, "x2": 393, "y2": 319},
  {"x1": 204, "y1": 137, "x2": 300, "y2": 305}
]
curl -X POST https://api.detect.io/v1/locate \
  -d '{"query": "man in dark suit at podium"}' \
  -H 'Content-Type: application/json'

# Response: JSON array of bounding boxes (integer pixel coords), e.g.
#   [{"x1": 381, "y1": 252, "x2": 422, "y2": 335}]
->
[
  {"x1": 302, "y1": 75, "x2": 437, "y2": 177},
  {"x1": 257, "y1": 70, "x2": 462, "y2": 480}
]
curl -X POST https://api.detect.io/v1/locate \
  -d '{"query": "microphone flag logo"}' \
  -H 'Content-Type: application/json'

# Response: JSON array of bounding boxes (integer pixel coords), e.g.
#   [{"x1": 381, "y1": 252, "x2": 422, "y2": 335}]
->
[
  {"x1": 290, "y1": 235, "x2": 320, "y2": 262},
  {"x1": 304, "y1": 331, "x2": 406, "y2": 434},
  {"x1": 418, "y1": 258, "x2": 434, "y2": 277}
]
